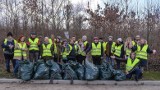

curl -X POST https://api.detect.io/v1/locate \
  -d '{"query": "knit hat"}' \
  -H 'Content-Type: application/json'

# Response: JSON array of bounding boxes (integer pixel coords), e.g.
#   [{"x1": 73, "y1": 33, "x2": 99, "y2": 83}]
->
[
  {"x1": 30, "y1": 32, "x2": 36, "y2": 35},
  {"x1": 7, "y1": 32, "x2": 13, "y2": 37},
  {"x1": 82, "y1": 35, "x2": 87, "y2": 41},
  {"x1": 108, "y1": 36, "x2": 113, "y2": 39},
  {"x1": 117, "y1": 38, "x2": 122, "y2": 42}
]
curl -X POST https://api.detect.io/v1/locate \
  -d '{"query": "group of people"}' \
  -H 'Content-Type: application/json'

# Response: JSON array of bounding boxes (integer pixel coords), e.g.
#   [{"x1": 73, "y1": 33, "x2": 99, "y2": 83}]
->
[{"x1": 1, "y1": 32, "x2": 156, "y2": 81}]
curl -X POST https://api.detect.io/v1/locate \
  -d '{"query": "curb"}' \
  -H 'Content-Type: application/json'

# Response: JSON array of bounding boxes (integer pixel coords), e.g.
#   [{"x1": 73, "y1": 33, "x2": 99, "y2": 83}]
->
[{"x1": 0, "y1": 79, "x2": 160, "y2": 85}]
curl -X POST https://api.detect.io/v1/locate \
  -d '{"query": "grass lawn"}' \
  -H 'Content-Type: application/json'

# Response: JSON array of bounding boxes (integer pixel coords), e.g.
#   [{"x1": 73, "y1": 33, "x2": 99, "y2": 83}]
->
[{"x1": 143, "y1": 71, "x2": 160, "y2": 80}]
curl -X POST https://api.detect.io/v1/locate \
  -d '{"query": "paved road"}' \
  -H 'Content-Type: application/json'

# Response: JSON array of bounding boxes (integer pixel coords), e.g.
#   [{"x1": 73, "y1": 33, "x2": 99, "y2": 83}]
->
[{"x1": 0, "y1": 83, "x2": 160, "y2": 90}]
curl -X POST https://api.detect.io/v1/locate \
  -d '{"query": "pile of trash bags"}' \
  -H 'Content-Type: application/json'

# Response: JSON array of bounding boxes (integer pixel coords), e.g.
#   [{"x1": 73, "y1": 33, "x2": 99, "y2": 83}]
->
[{"x1": 18, "y1": 59, "x2": 126, "y2": 81}]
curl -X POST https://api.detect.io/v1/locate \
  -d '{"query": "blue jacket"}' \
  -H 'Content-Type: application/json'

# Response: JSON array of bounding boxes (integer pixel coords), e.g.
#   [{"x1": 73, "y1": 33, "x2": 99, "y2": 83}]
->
[{"x1": 1, "y1": 39, "x2": 15, "y2": 55}]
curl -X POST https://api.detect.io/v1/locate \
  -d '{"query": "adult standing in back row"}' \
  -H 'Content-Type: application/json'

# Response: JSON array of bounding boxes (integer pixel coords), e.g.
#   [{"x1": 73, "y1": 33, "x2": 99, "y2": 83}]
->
[
  {"x1": 1, "y1": 32, "x2": 16, "y2": 73},
  {"x1": 86, "y1": 37, "x2": 104, "y2": 65},
  {"x1": 27, "y1": 32, "x2": 40, "y2": 63}
]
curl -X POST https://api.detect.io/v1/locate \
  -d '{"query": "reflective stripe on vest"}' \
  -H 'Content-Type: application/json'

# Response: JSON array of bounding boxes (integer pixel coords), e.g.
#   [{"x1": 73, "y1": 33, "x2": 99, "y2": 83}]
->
[
  {"x1": 126, "y1": 58, "x2": 140, "y2": 72},
  {"x1": 136, "y1": 44, "x2": 148, "y2": 60},
  {"x1": 28, "y1": 38, "x2": 39, "y2": 50},
  {"x1": 14, "y1": 43, "x2": 27, "y2": 57},
  {"x1": 114, "y1": 44, "x2": 123, "y2": 57},
  {"x1": 91, "y1": 42, "x2": 102, "y2": 56},
  {"x1": 42, "y1": 44, "x2": 52, "y2": 57}
]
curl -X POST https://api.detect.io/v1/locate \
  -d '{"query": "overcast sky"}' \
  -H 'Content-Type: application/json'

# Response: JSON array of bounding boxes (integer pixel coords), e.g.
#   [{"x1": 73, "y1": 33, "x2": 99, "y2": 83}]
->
[{"x1": 70, "y1": 0, "x2": 159, "y2": 12}]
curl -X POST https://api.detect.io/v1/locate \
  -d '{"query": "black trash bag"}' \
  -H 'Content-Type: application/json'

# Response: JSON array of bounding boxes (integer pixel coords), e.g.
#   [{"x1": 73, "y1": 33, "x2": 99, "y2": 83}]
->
[
  {"x1": 46, "y1": 60, "x2": 62, "y2": 80},
  {"x1": 75, "y1": 63, "x2": 85, "y2": 80},
  {"x1": 99, "y1": 62, "x2": 112, "y2": 80},
  {"x1": 18, "y1": 60, "x2": 34, "y2": 81},
  {"x1": 85, "y1": 60, "x2": 99, "y2": 81},
  {"x1": 33, "y1": 60, "x2": 49, "y2": 80},
  {"x1": 63, "y1": 63, "x2": 78, "y2": 80},
  {"x1": 68, "y1": 60, "x2": 79, "y2": 70},
  {"x1": 113, "y1": 70, "x2": 126, "y2": 81}
]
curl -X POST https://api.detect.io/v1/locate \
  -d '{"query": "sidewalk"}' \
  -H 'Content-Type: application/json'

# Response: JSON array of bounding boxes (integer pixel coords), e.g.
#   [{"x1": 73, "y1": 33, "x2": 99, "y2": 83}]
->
[{"x1": 0, "y1": 79, "x2": 160, "y2": 85}]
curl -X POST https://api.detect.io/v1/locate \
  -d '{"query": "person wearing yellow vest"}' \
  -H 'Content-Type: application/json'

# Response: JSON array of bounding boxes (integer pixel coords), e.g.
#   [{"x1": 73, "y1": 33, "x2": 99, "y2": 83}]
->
[
  {"x1": 132, "y1": 38, "x2": 156, "y2": 72},
  {"x1": 61, "y1": 40, "x2": 71, "y2": 63},
  {"x1": 132, "y1": 35, "x2": 141, "y2": 47},
  {"x1": 112, "y1": 38, "x2": 125, "y2": 69},
  {"x1": 126, "y1": 52, "x2": 142, "y2": 81},
  {"x1": 1, "y1": 32, "x2": 16, "y2": 73},
  {"x1": 86, "y1": 37, "x2": 103, "y2": 65},
  {"x1": 48, "y1": 35, "x2": 62, "y2": 63},
  {"x1": 105, "y1": 36, "x2": 115, "y2": 66},
  {"x1": 67, "y1": 39, "x2": 78, "y2": 61},
  {"x1": 13, "y1": 35, "x2": 28, "y2": 76},
  {"x1": 76, "y1": 39, "x2": 86, "y2": 64},
  {"x1": 124, "y1": 37, "x2": 135, "y2": 57},
  {"x1": 27, "y1": 32, "x2": 40, "y2": 62},
  {"x1": 71, "y1": 36, "x2": 78, "y2": 44},
  {"x1": 54, "y1": 36, "x2": 62, "y2": 63},
  {"x1": 40, "y1": 37, "x2": 54, "y2": 62},
  {"x1": 76, "y1": 35, "x2": 89, "y2": 64}
]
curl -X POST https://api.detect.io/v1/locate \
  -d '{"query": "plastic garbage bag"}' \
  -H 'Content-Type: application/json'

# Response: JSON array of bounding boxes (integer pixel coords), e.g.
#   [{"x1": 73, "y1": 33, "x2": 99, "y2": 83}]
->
[
  {"x1": 46, "y1": 60, "x2": 62, "y2": 80},
  {"x1": 63, "y1": 63, "x2": 78, "y2": 80},
  {"x1": 18, "y1": 60, "x2": 34, "y2": 81},
  {"x1": 33, "y1": 60, "x2": 49, "y2": 80},
  {"x1": 68, "y1": 60, "x2": 79, "y2": 70},
  {"x1": 113, "y1": 70, "x2": 126, "y2": 81},
  {"x1": 99, "y1": 61, "x2": 112, "y2": 80},
  {"x1": 75, "y1": 63, "x2": 85, "y2": 80},
  {"x1": 85, "y1": 60, "x2": 99, "y2": 81}
]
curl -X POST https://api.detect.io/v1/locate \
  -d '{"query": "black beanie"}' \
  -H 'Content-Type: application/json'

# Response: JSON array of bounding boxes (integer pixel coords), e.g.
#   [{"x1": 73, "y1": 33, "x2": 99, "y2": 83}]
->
[{"x1": 7, "y1": 32, "x2": 13, "y2": 37}]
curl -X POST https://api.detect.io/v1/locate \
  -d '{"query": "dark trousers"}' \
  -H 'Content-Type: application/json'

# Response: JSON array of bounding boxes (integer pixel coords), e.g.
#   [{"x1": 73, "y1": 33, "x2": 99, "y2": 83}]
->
[
  {"x1": 126, "y1": 68, "x2": 142, "y2": 81},
  {"x1": 115, "y1": 59, "x2": 121, "y2": 69},
  {"x1": 92, "y1": 56, "x2": 101, "y2": 65},
  {"x1": 4, "y1": 54, "x2": 15, "y2": 72},
  {"x1": 77, "y1": 54, "x2": 86, "y2": 64},
  {"x1": 29, "y1": 51, "x2": 39, "y2": 63},
  {"x1": 106, "y1": 56, "x2": 114, "y2": 67},
  {"x1": 13, "y1": 59, "x2": 20, "y2": 74}
]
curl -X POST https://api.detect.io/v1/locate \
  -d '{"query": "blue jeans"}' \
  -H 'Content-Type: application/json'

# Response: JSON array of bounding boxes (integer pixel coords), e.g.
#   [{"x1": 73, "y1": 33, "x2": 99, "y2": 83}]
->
[
  {"x1": 126, "y1": 68, "x2": 142, "y2": 80},
  {"x1": 4, "y1": 54, "x2": 15, "y2": 72},
  {"x1": 13, "y1": 59, "x2": 20, "y2": 74},
  {"x1": 106, "y1": 56, "x2": 114, "y2": 67}
]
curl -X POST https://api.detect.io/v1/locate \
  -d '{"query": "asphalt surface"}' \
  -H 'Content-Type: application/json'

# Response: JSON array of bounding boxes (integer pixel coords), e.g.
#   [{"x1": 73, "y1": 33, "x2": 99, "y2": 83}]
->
[{"x1": 0, "y1": 83, "x2": 160, "y2": 90}]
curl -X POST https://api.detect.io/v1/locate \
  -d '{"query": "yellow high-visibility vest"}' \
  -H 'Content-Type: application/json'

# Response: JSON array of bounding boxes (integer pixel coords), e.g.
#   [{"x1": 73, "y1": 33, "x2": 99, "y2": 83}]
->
[
  {"x1": 49, "y1": 38, "x2": 57, "y2": 54},
  {"x1": 62, "y1": 45, "x2": 72, "y2": 58},
  {"x1": 136, "y1": 44, "x2": 148, "y2": 60},
  {"x1": 28, "y1": 38, "x2": 39, "y2": 50},
  {"x1": 77, "y1": 45, "x2": 86, "y2": 56},
  {"x1": 126, "y1": 58, "x2": 140, "y2": 72},
  {"x1": 114, "y1": 44, "x2": 123, "y2": 57},
  {"x1": 42, "y1": 44, "x2": 52, "y2": 57},
  {"x1": 14, "y1": 43, "x2": 27, "y2": 57},
  {"x1": 91, "y1": 42, "x2": 102, "y2": 56}
]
